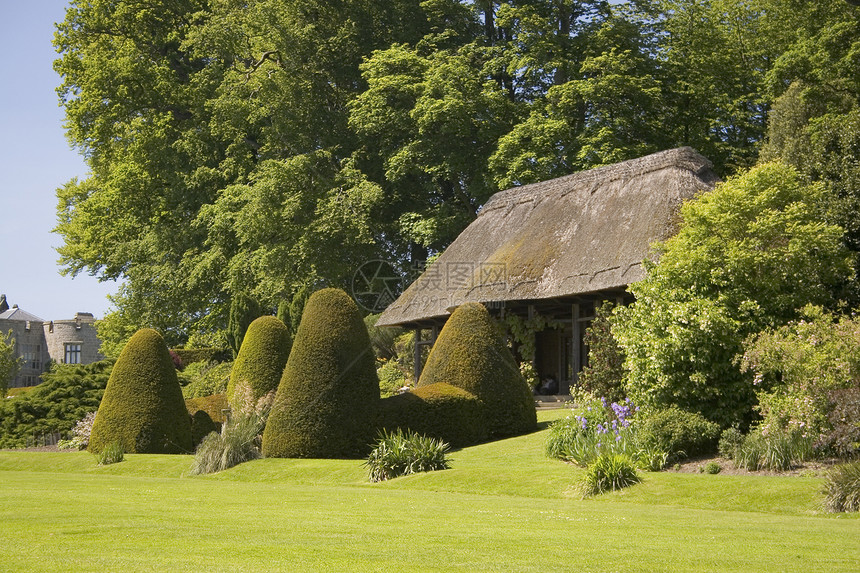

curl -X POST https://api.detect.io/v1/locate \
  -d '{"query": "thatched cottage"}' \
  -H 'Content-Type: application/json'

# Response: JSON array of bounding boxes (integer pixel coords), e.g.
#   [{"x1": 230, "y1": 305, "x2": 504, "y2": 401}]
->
[{"x1": 376, "y1": 147, "x2": 719, "y2": 394}]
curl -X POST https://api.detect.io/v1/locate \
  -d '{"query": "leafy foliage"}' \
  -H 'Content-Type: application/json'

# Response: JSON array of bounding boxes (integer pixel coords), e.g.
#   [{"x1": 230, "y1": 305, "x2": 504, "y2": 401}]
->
[
  {"x1": 821, "y1": 389, "x2": 860, "y2": 457},
  {"x1": 377, "y1": 360, "x2": 408, "y2": 398},
  {"x1": 190, "y1": 410, "x2": 220, "y2": 450},
  {"x1": 89, "y1": 329, "x2": 192, "y2": 454},
  {"x1": 180, "y1": 361, "x2": 233, "y2": 399},
  {"x1": 262, "y1": 288, "x2": 379, "y2": 458},
  {"x1": 418, "y1": 303, "x2": 536, "y2": 438},
  {"x1": 761, "y1": 3, "x2": 860, "y2": 301},
  {"x1": 614, "y1": 162, "x2": 853, "y2": 428},
  {"x1": 226, "y1": 295, "x2": 264, "y2": 357},
  {"x1": 0, "y1": 360, "x2": 112, "y2": 449},
  {"x1": 227, "y1": 315, "x2": 291, "y2": 407},
  {"x1": 95, "y1": 441, "x2": 125, "y2": 466},
  {"x1": 719, "y1": 427, "x2": 746, "y2": 461},
  {"x1": 365, "y1": 314, "x2": 404, "y2": 362},
  {"x1": 172, "y1": 348, "x2": 231, "y2": 367},
  {"x1": 703, "y1": 461, "x2": 721, "y2": 475},
  {"x1": 0, "y1": 329, "x2": 21, "y2": 396},
  {"x1": 733, "y1": 428, "x2": 813, "y2": 472},
  {"x1": 52, "y1": 0, "x2": 845, "y2": 343},
  {"x1": 578, "y1": 301, "x2": 625, "y2": 403},
  {"x1": 637, "y1": 407, "x2": 721, "y2": 461},
  {"x1": 365, "y1": 428, "x2": 451, "y2": 482}
]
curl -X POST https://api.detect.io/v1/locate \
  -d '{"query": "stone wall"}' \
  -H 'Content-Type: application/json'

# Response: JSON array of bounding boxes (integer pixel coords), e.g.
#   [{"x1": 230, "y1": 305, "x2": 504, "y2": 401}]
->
[
  {"x1": 44, "y1": 313, "x2": 104, "y2": 366},
  {"x1": 2, "y1": 320, "x2": 50, "y2": 388}
]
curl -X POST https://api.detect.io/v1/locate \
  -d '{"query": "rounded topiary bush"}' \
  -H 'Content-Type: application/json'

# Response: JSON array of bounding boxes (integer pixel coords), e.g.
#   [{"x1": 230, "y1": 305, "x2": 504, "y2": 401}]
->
[
  {"x1": 227, "y1": 315, "x2": 292, "y2": 407},
  {"x1": 89, "y1": 328, "x2": 192, "y2": 454},
  {"x1": 262, "y1": 288, "x2": 380, "y2": 458},
  {"x1": 377, "y1": 382, "x2": 487, "y2": 448},
  {"x1": 418, "y1": 302, "x2": 536, "y2": 438}
]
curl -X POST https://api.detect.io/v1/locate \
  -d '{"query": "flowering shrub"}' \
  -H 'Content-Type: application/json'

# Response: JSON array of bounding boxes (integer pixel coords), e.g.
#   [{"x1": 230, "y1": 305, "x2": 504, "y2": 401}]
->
[
  {"x1": 546, "y1": 396, "x2": 667, "y2": 470},
  {"x1": 58, "y1": 411, "x2": 97, "y2": 451},
  {"x1": 742, "y1": 305, "x2": 860, "y2": 455},
  {"x1": 821, "y1": 389, "x2": 860, "y2": 456}
]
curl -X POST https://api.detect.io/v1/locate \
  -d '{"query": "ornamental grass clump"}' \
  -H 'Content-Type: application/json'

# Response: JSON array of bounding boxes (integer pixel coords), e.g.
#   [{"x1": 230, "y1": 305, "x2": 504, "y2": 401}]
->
[
  {"x1": 734, "y1": 428, "x2": 813, "y2": 471},
  {"x1": 95, "y1": 440, "x2": 124, "y2": 465},
  {"x1": 365, "y1": 428, "x2": 451, "y2": 482},
  {"x1": 577, "y1": 453, "x2": 641, "y2": 498},
  {"x1": 190, "y1": 383, "x2": 274, "y2": 475},
  {"x1": 822, "y1": 460, "x2": 860, "y2": 513}
]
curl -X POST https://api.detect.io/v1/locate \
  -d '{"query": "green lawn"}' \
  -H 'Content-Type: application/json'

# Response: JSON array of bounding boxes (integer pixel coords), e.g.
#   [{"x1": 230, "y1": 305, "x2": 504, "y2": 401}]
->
[{"x1": 1, "y1": 410, "x2": 857, "y2": 572}]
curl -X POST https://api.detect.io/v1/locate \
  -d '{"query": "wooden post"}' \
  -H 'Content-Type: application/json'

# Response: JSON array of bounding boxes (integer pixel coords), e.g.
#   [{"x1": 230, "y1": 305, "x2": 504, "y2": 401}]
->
[
  {"x1": 571, "y1": 303, "x2": 581, "y2": 388},
  {"x1": 413, "y1": 328, "x2": 422, "y2": 384}
]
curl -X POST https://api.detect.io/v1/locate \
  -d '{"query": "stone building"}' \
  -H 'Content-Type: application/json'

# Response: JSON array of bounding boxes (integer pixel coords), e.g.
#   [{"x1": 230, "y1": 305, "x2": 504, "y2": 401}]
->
[{"x1": 0, "y1": 294, "x2": 104, "y2": 389}]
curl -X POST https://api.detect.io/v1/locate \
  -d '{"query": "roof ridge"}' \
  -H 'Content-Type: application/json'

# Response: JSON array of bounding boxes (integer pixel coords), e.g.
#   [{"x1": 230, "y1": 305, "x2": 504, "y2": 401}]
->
[{"x1": 481, "y1": 147, "x2": 710, "y2": 214}]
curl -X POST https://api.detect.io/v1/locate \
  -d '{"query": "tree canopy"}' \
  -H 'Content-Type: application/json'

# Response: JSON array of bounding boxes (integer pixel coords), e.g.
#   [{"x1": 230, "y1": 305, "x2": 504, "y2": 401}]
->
[{"x1": 54, "y1": 0, "x2": 860, "y2": 341}]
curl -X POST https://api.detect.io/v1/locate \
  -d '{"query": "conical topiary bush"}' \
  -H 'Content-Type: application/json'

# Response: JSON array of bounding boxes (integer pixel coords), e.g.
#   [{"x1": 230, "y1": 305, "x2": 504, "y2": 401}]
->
[
  {"x1": 418, "y1": 302, "x2": 537, "y2": 438},
  {"x1": 227, "y1": 315, "x2": 292, "y2": 408},
  {"x1": 262, "y1": 288, "x2": 380, "y2": 458},
  {"x1": 88, "y1": 328, "x2": 192, "y2": 454}
]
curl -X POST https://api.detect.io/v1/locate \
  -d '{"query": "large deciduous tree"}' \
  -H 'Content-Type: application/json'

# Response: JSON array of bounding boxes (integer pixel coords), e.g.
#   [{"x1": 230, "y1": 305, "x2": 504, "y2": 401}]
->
[{"x1": 55, "y1": 0, "x2": 856, "y2": 345}]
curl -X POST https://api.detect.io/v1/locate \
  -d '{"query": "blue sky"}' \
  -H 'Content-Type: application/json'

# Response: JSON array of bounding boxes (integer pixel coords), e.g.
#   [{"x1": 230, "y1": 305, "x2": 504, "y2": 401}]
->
[{"x1": 0, "y1": 1, "x2": 117, "y2": 321}]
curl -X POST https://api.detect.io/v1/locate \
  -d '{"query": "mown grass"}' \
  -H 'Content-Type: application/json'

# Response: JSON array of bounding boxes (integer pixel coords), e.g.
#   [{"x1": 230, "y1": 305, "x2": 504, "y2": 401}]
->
[{"x1": 1, "y1": 410, "x2": 858, "y2": 572}]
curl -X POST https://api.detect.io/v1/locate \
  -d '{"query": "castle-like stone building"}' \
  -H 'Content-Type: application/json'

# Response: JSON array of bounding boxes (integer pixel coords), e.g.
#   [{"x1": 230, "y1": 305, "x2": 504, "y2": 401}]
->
[{"x1": 0, "y1": 294, "x2": 103, "y2": 388}]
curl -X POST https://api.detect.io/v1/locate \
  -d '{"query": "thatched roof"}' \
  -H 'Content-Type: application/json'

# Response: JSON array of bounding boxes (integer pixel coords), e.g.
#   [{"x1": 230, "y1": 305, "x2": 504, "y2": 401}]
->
[{"x1": 377, "y1": 147, "x2": 718, "y2": 327}]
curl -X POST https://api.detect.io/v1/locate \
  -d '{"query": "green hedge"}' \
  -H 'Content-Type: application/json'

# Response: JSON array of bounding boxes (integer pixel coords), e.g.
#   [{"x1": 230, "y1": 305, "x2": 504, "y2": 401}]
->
[
  {"x1": 262, "y1": 288, "x2": 380, "y2": 458},
  {"x1": 185, "y1": 393, "x2": 228, "y2": 424},
  {"x1": 227, "y1": 316, "x2": 291, "y2": 407},
  {"x1": 190, "y1": 410, "x2": 220, "y2": 449},
  {"x1": 418, "y1": 303, "x2": 536, "y2": 438},
  {"x1": 89, "y1": 329, "x2": 192, "y2": 454},
  {"x1": 377, "y1": 383, "x2": 487, "y2": 448}
]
